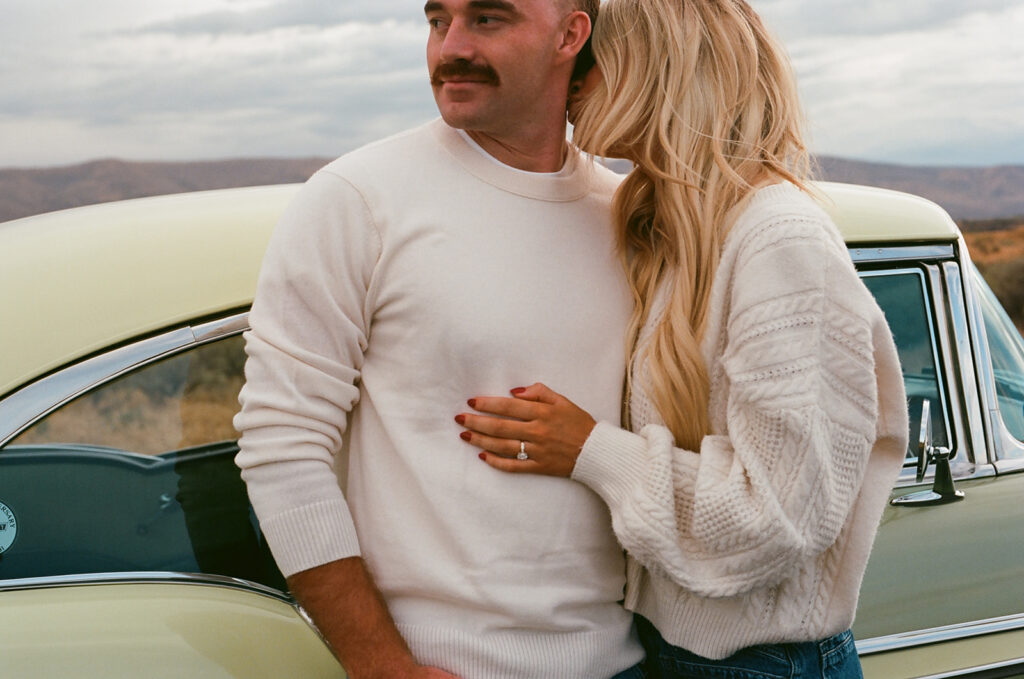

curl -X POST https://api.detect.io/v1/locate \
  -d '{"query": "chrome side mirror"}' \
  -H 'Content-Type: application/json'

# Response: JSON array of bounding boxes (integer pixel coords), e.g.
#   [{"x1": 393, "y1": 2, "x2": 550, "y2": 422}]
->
[
  {"x1": 892, "y1": 399, "x2": 965, "y2": 507},
  {"x1": 915, "y1": 399, "x2": 932, "y2": 483}
]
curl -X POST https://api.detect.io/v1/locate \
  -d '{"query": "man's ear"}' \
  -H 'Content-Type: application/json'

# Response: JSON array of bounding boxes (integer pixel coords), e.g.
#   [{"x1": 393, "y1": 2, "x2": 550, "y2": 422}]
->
[{"x1": 558, "y1": 11, "x2": 592, "y2": 61}]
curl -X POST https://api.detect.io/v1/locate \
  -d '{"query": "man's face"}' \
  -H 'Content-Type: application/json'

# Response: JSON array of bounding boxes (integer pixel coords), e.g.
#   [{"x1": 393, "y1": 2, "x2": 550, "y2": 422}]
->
[{"x1": 424, "y1": 0, "x2": 569, "y2": 135}]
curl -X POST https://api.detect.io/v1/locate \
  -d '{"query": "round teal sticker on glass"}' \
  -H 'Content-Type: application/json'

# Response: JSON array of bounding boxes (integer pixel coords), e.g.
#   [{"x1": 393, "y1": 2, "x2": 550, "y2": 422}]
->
[{"x1": 0, "y1": 501, "x2": 17, "y2": 554}]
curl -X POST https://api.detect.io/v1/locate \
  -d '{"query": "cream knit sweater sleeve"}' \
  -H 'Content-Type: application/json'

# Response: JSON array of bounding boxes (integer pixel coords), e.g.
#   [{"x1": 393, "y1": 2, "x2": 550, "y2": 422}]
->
[
  {"x1": 233, "y1": 170, "x2": 381, "y2": 576},
  {"x1": 573, "y1": 208, "x2": 891, "y2": 598}
]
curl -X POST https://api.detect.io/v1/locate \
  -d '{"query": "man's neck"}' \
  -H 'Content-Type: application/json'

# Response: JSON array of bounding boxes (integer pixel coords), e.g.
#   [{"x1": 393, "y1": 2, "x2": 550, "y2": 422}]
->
[{"x1": 464, "y1": 126, "x2": 569, "y2": 173}]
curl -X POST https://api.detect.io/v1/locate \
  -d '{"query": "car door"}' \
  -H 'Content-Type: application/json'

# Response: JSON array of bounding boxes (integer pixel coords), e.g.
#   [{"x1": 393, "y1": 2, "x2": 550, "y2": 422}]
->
[
  {"x1": 0, "y1": 312, "x2": 346, "y2": 678},
  {"x1": 851, "y1": 245, "x2": 1024, "y2": 678},
  {"x1": 0, "y1": 313, "x2": 283, "y2": 585}
]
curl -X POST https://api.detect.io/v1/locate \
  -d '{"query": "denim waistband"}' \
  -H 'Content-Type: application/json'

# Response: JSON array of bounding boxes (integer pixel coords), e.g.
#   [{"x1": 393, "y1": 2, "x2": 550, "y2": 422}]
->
[{"x1": 636, "y1": 614, "x2": 862, "y2": 679}]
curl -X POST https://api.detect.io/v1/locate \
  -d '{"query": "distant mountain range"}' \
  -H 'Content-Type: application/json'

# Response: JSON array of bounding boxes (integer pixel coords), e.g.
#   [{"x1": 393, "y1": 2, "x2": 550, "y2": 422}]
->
[
  {"x1": 1, "y1": 155, "x2": 1022, "y2": 225},
  {"x1": 0, "y1": 158, "x2": 328, "y2": 224},
  {"x1": 815, "y1": 157, "x2": 1024, "y2": 227}
]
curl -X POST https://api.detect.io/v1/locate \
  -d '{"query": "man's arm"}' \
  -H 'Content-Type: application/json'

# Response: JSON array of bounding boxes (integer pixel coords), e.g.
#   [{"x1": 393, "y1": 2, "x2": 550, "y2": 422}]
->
[
  {"x1": 235, "y1": 175, "x2": 458, "y2": 678},
  {"x1": 289, "y1": 557, "x2": 460, "y2": 679}
]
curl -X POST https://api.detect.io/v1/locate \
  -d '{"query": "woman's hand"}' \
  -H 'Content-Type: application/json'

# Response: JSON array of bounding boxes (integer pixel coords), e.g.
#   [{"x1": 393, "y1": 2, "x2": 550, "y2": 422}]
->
[{"x1": 455, "y1": 383, "x2": 597, "y2": 477}]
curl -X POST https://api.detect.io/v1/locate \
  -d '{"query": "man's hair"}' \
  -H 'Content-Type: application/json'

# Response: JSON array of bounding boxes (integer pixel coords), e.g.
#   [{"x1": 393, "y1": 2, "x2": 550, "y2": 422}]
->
[
  {"x1": 573, "y1": 0, "x2": 599, "y2": 27},
  {"x1": 559, "y1": 0, "x2": 599, "y2": 26},
  {"x1": 569, "y1": 0, "x2": 599, "y2": 81}
]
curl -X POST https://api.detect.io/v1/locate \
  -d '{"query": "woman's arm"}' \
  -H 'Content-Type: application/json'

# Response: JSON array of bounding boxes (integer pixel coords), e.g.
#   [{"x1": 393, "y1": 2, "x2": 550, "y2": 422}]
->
[
  {"x1": 456, "y1": 383, "x2": 597, "y2": 477},
  {"x1": 459, "y1": 231, "x2": 895, "y2": 598}
]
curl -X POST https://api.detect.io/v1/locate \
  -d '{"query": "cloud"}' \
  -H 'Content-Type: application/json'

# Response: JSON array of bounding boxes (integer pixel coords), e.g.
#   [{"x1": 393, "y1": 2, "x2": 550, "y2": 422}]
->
[
  {"x1": 786, "y1": 3, "x2": 1024, "y2": 164},
  {"x1": 1, "y1": 0, "x2": 1021, "y2": 167},
  {"x1": 1, "y1": 16, "x2": 439, "y2": 166},
  {"x1": 753, "y1": 0, "x2": 1013, "y2": 39},
  {"x1": 137, "y1": 0, "x2": 415, "y2": 35}
]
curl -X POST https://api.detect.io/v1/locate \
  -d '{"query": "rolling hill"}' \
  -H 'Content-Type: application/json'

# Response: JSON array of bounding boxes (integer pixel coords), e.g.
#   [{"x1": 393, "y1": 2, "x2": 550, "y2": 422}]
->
[{"x1": 1, "y1": 155, "x2": 1022, "y2": 224}]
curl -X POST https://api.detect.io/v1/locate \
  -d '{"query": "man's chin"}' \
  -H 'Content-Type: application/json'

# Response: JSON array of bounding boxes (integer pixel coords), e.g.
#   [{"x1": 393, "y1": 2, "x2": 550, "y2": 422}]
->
[{"x1": 434, "y1": 102, "x2": 487, "y2": 131}]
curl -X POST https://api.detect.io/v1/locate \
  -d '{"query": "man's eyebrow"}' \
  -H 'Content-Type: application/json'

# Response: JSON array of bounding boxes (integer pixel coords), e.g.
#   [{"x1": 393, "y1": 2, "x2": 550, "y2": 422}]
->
[
  {"x1": 467, "y1": 0, "x2": 520, "y2": 13},
  {"x1": 423, "y1": 0, "x2": 522, "y2": 15}
]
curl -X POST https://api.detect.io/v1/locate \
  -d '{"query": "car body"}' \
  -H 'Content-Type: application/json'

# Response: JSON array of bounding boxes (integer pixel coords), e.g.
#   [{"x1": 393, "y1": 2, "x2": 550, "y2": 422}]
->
[{"x1": 1, "y1": 182, "x2": 1022, "y2": 678}]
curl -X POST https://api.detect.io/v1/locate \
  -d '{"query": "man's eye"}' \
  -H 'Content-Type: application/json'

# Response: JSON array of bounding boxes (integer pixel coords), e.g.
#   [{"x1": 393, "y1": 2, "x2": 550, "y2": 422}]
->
[
  {"x1": 428, "y1": 18, "x2": 448, "y2": 29},
  {"x1": 477, "y1": 15, "x2": 501, "y2": 25}
]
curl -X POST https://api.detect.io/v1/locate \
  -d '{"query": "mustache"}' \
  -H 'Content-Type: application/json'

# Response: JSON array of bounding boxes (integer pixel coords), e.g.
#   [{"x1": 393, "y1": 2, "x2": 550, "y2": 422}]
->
[{"x1": 430, "y1": 60, "x2": 500, "y2": 86}]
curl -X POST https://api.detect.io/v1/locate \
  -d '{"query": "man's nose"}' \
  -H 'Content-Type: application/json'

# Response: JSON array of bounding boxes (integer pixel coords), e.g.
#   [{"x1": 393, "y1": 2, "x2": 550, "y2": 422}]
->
[{"x1": 439, "y1": 19, "x2": 475, "y2": 62}]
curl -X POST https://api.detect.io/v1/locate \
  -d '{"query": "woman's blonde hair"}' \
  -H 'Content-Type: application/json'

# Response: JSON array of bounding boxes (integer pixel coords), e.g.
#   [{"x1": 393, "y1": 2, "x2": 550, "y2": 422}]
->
[{"x1": 573, "y1": 0, "x2": 812, "y2": 450}]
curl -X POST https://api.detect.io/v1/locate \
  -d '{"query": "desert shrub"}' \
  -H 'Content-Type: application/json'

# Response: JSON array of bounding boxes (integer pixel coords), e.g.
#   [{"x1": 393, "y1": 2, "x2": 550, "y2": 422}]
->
[
  {"x1": 977, "y1": 259, "x2": 1024, "y2": 334},
  {"x1": 11, "y1": 335, "x2": 246, "y2": 455}
]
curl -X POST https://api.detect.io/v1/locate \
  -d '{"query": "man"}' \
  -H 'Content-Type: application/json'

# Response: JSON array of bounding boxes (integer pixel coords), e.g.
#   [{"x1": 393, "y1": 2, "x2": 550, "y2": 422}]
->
[{"x1": 234, "y1": 2, "x2": 644, "y2": 677}]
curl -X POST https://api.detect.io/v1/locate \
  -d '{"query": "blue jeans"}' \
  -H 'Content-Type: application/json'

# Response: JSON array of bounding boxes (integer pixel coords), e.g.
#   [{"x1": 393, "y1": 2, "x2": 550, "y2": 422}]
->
[
  {"x1": 611, "y1": 661, "x2": 648, "y2": 679},
  {"x1": 636, "y1": 615, "x2": 863, "y2": 679}
]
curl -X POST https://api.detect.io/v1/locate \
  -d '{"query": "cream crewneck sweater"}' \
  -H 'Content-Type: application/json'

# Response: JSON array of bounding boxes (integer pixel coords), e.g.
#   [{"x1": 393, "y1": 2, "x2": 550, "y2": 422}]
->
[
  {"x1": 573, "y1": 183, "x2": 908, "y2": 659},
  {"x1": 234, "y1": 119, "x2": 643, "y2": 678}
]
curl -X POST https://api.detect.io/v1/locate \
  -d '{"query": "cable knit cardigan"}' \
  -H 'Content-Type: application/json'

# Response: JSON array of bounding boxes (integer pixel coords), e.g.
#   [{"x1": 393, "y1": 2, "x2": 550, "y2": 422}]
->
[{"x1": 572, "y1": 183, "x2": 908, "y2": 659}]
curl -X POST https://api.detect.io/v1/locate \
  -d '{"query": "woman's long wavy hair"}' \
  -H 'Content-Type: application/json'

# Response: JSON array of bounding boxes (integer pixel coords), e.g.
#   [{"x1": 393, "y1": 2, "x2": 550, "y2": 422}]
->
[{"x1": 573, "y1": 0, "x2": 812, "y2": 450}]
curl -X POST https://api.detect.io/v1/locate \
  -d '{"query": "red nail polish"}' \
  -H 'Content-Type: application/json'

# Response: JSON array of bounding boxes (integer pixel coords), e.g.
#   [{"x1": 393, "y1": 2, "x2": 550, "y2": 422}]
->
[
  {"x1": 455, "y1": 414, "x2": 466, "y2": 425},
  {"x1": 478, "y1": 452, "x2": 487, "y2": 460},
  {"x1": 467, "y1": 398, "x2": 477, "y2": 408},
  {"x1": 460, "y1": 431, "x2": 472, "y2": 441},
  {"x1": 511, "y1": 387, "x2": 526, "y2": 395}
]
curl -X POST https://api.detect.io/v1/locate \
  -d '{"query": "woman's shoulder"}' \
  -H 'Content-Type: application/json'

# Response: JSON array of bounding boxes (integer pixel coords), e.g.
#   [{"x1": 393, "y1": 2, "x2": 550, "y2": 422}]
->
[
  {"x1": 717, "y1": 183, "x2": 883, "y2": 323},
  {"x1": 725, "y1": 182, "x2": 846, "y2": 262},
  {"x1": 731, "y1": 182, "x2": 832, "y2": 234}
]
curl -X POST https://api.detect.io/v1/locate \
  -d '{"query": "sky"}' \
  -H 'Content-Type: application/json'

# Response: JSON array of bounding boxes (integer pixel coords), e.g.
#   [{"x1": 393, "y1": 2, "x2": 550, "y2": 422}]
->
[{"x1": 1, "y1": 0, "x2": 1022, "y2": 169}]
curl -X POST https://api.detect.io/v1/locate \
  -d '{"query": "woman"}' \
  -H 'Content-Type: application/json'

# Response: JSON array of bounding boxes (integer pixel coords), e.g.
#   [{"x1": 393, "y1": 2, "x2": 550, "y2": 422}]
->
[{"x1": 454, "y1": 0, "x2": 909, "y2": 677}]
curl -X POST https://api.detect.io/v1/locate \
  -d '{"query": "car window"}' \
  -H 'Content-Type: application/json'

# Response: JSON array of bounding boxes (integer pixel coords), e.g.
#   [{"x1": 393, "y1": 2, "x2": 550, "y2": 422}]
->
[
  {"x1": 11, "y1": 335, "x2": 245, "y2": 454},
  {"x1": 973, "y1": 267, "x2": 1024, "y2": 447},
  {"x1": 861, "y1": 271, "x2": 950, "y2": 462},
  {"x1": 0, "y1": 334, "x2": 284, "y2": 590}
]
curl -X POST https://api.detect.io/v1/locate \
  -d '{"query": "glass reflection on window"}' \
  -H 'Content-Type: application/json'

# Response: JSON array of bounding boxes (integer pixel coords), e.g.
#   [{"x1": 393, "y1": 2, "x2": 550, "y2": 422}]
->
[
  {"x1": 11, "y1": 335, "x2": 246, "y2": 454},
  {"x1": 861, "y1": 271, "x2": 949, "y2": 461},
  {"x1": 0, "y1": 335, "x2": 284, "y2": 589},
  {"x1": 974, "y1": 267, "x2": 1024, "y2": 446}
]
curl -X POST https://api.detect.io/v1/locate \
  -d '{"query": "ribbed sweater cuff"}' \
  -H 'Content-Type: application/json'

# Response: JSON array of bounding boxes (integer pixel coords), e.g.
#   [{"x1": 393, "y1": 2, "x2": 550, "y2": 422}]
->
[
  {"x1": 258, "y1": 499, "x2": 361, "y2": 577},
  {"x1": 572, "y1": 421, "x2": 651, "y2": 509}
]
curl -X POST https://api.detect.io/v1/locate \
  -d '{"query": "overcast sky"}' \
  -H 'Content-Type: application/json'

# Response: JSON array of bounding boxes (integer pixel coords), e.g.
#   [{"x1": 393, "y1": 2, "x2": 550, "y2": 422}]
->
[{"x1": 1, "y1": 0, "x2": 1022, "y2": 168}]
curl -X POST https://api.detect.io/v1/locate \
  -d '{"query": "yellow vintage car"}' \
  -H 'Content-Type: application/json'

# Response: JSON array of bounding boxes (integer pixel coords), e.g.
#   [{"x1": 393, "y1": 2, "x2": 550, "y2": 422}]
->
[{"x1": 0, "y1": 182, "x2": 1022, "y2": 678}]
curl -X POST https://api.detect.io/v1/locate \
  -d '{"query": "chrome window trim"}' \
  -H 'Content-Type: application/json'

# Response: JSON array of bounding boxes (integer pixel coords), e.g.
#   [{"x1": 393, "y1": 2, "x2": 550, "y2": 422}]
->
[
  {"x1": 967, "y1": 261, "x2": 1001, "y2": 458},
  {"x1": 0, "y1": 311, "x2": 250, "y2": 447},
  {"x1": 994, "y1": 457, "x2": 1024, "y2": 474},
  {"x1": 193, "y1": 313, "x2": 250, "y2": 343},
  {"x1": 856, "y1": 612, "x2": 1024, "y2": 656},
  {"x1": 926, "y1": 263, "x2": 972, "y2": 468},
  {"x1": 0, "y1": 570, "x2": 291, "y2": 604},
  {"x1": 993, "y1": 412, "x2": 1024, "y2": 464},
  {"x1": 944, "y1": 260, "x2": 991, "y2": 468},
  {"x1": 848, "y1": 243, "x2": 955, "y2": 263},
  {"x1": 914, "y1": 657, "x2": 1024, "y2": 679}
]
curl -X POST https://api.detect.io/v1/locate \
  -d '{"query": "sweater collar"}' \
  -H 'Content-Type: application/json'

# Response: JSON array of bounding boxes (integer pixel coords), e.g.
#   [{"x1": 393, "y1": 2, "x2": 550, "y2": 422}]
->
[{"x1": 429, "y1": 118, "x2": 594, "y2": 202}]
